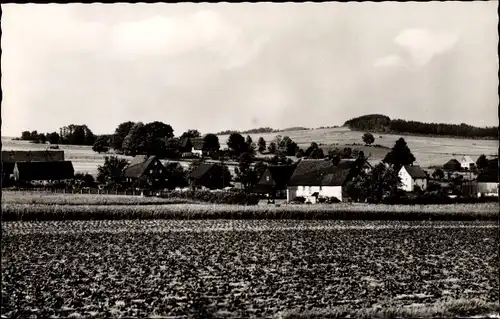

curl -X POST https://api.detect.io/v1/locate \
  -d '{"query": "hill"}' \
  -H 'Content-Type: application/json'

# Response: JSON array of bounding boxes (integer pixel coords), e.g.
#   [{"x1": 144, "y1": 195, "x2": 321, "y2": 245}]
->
[{"x1": 343, "y1": 114, "x2": 498, "y2": 139}]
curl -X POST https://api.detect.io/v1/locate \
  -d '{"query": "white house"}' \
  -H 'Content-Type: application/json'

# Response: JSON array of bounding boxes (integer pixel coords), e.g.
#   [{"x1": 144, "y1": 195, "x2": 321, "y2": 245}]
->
[
  {"x1": 190, "y1": 138, "x2": 205, "y2": 157},
  {"x1": 476, "y1": 168, "x2": 499, "y2": 197},
  {"x1": 459, "y1": 156, "x2": 476, "y2": 170},
  {"x1": 286, "y1": 159, "x2": 356, "y2": 203},
  {"x1": 398, "y1": 164, "x2": 428, "y2": 192}
]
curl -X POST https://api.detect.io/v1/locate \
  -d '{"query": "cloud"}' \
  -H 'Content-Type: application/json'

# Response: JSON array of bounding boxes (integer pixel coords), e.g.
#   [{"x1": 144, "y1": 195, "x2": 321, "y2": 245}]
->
[
  {"x1": 394, "y1": 28, "x2": 459, "y2": 66},
  {"x1": 373, "y1": 54, "x2": 408, "y2": 68},
  {"x1": 108, "y1": 10, "x2": 267, "y2": 68}
]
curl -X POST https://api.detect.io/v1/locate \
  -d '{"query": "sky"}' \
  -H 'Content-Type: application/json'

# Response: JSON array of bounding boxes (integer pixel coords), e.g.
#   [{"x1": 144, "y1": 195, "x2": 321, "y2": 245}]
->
[{"x1": 1, "y1": 2, "x2": 498, "y2": 137}]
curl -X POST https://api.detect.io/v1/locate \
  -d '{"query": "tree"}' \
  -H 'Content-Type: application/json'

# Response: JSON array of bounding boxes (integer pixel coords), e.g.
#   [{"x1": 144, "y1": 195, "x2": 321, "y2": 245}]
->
[
  {"x1": 257, "y1": 137, "x2": 266, "y2": 153},
  {"x1": 38, "y1": 133, "x2": 47, "y2": 144},
  {"x1": 476, "y1": 154, "x2": 488, "y2": 171},
  {"x1": 47, "y1": 132, "x2": 60, "y2": 145},
  {"x1": 180, "y1": 129, "x2": 201, "y2": 139},
  {"x1": 227, "y1": 133, "x2": 247, "y2": 155},
  {"x1": 21, "y1": 131, "x2": 31, "y2": 140},
  {"x1": 145, "y1": 121, "x2": 174, "y2": 140},
  {"x1": 92, "y1": 136, "x2": 110, "y2": 154},
  {"x1": 296, "y1": 148, "x2": 305, "y2": 158},
  {"x1": 122, "y1": 122, "x2": 147, "y2": 156},
  {"x1": 268, "y1": 141, "x2": 277, "y2": 154},
  {"x1": 383, "y1": 137, "x2": 416, "y2": 170},
  {"x1": 279, "y1": 136, "x2": 299, "y2": 156},
  {"x1": 111, "y1": 121, "x2": 135, "y2": 152},
  {"x1": 96, "y1": 156, "x2": 128, "y2": 188},
  {"x1": 432, "y1": 169, "x2": 445, "y2": 180},
  {"x1": 164, "y1": 164, "x2": 189, "y2": 189},
  {"x1": 306, "y1": 142, "x2": 324, "y2": 159},
  {"x1": 203, "y1": 134, "x2": 220, "y2": 155},
  {"x1": 345, "y1": 163, "x2": 400, "y2": 203},
  {"x1": 362, "y1": 132, "x2": 375, "y2": 146},
  {"x1": 236, "y1": 152, "x2": 258, "y2": 192},
  {"x1": 74, "y1": 173, "x2": 96, "y2": 188}
]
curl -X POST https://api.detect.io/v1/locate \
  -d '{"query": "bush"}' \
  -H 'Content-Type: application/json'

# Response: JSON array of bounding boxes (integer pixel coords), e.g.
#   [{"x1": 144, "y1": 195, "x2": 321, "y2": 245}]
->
[
  {"x1": 292, "y1": 196, "x2": 306, "y2": 204},
  {"x1": 326, "y1": 197, "x2": 341, "y2": 203},
  {"x1": 158, "y1": 190, "x2": 259, "y2": 205}
]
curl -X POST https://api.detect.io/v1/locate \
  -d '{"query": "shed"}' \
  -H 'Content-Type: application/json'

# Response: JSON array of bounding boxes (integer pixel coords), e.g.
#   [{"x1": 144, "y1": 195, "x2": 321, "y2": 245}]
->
[{"x1": 13, "y1": 161, "x2": 74, "y2": 182}]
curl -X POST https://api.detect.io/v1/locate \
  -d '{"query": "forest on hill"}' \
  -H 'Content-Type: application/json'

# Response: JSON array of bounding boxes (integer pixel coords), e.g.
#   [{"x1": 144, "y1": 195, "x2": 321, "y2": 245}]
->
[{"x1": 343, "y1": 114, "x2": 498, "y2": 139}]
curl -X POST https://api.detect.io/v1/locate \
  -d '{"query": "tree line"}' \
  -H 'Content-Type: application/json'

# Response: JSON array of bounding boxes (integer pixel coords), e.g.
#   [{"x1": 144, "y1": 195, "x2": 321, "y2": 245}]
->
[
  {"x1": 19, "y1": 125, "x2": 97, "y2": 146},
  {"x1": 344, "y1": 114, "x2": 498, "y2": 139}
]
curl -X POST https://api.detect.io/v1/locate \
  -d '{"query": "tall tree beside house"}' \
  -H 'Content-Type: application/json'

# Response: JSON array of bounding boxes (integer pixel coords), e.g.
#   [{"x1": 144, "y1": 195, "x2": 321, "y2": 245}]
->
[
  {"x1": 295, "y1": 148, "x2": 305, "y2": 158},
  {"x1": 432, "y1": 168, "x2": 445, "y2": 180},
  {"x1": 203, "y1": 134, "x2": 220, "y2": 155},
  {"x1": 345, "y1": 163, "x2": 400, "y2": 203},
  {"x1": 92, "y1": 136, "x2": 110, "y2": 154},
  {"x1": 362, "y1": 132, "x2": 375, "y2": 146},
  {"x1": 145, "y1": 121, "x2": 175, "y2": 140},
  {"x1": 181, "y1": 130, "x2": 201, "y2": 139},
  {"x1": 122, "y1": 122, "x2": 147, "y2": 156},
  {"x1": 236, "y1": 152, "x2": 258, "y2": 192},
  {"x1": 110, "y1": 121, "x2": 135, "y2": 152},
  {"x1": 383, "y1": 137, "x2": 416, "y2": 170},
  {"x1": 257, "y1": 137, "x2": 266, "y2": 153},
  {"x1": 279, "y1": 136, "x2": 299, "y2": 156},
  {"x1": 476, "y1": 154, "x2": 488, "y2": 171},
  {"x1": 227, "y1": 133, "x2": 247, "y2": 156},
  {"x1": 306, "y1": 142, "x2": 324, "y2": 159},
  {"x1": 96, "y1": 156, "x2": 128, "y2": 189}
]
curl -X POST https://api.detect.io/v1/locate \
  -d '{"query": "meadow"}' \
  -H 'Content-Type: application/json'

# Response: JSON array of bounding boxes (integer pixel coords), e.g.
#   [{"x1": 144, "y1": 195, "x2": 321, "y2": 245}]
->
[
  {"x1": 3, "y1": 126, "x2": 498, "y2": 176},
  {"x1": 2, "y1": 219, "x2": 498, "y2": 318}
]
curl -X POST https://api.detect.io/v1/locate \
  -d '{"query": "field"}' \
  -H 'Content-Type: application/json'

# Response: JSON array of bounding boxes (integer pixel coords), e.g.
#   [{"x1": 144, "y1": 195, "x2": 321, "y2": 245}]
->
[
  {"x1": 2, "y1": 127, "x2": 498, "y2": 176},
  {"x1": 2, "y1": 191, "x2": 498, "y2": 221},
  {"x1": 2, "y1": 219, "x2": 499, "y2": 318}
]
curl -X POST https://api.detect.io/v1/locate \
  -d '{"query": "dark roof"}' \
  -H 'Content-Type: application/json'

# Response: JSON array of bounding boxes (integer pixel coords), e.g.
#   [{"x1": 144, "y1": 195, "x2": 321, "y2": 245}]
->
[
  {"x1": 257, "y1": 165, "x2": 296, "y2": 188},
  {"x1": 14, "y1": 161, "x2": 74, "y2": 181},
  {"x1": 403, "y1": 165, "x2": 427, "y2": 179},
  {"x1": 179, "y1": 137, "x2": 192, "y2": 149},
  {"x1": 189, "y1": 163, "x2": 216, "y2": 180},
  {"x1": 477, "y1": 167, "x2": 499, "y2": 183},
  {"x1": 288, "y1": 160, "x2": 352, "y2": 186},
  {"x1": 124, "y1": 156, "x2": 161, "y2": 179},
  {"x1": 190, "y1": 138, "x2": 205, "y2": 150},
  {"x1": 443, "y1": 159, "x2": 461, "y2": 170},
  {"x1": 2, "y1": 150, "x2": 65, "y2": 163}
]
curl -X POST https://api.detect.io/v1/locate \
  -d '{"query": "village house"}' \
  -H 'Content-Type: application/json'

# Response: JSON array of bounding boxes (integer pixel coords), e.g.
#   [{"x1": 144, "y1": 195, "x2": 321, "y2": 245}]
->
[
  {"x1": 190, "y1": 138, "x2": 205, "y2": 157},
  {"x1": 286, "y1": 159, "x2": 366, "y2": 203},
  {"x1": 398, "y1": 164, "x2": 428, "y2": 192},
  {"x1": 476, "y1": 167, "x2": 499, "y2": 198},
  {"x1": 188, "y1": 163, "x2": 228, "y2": 190},
  {"x1": 124, "y1": 155, "x2": 167, "y2": 188},
  {"x1": 176, "y1": 137, "x2": 205, "y2": 157},
  {"x1": 459, "y1": 155, "x2": 476, "y2": 171},
  {"x1": 2, "y1": 150, "x2": 66, "y2": 185},
  {"x1": 255, "y1": 165, "x2": 296, "y2": 199},
  {"x1": 13, "y1": 161, "x2": 74, "y2": 183},
  {"x1": 442, "y1": 158, "x2": 462, "y2": 172}
]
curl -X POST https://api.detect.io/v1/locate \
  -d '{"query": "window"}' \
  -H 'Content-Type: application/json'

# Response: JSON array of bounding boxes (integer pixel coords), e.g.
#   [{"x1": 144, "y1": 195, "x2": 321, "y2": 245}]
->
[
  {"x1": 266, "y1": 176, "x2": 270, "y2": 182},
  {"x1": 150, "y1": 169, "x2": 153, "y2": 174}
]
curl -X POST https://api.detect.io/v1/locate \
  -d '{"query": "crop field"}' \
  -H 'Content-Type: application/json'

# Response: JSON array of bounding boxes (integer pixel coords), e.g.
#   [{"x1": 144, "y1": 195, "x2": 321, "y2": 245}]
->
[
  {"x1": 3, "y1": 127, "x2": 498, "y2": 176},
  {"x1": 2, "y1": 220, "x2": 498, "y2": 318}
]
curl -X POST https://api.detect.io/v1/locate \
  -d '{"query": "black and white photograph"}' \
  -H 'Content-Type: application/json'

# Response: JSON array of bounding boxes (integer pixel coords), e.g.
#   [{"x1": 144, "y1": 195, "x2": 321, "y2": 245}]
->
[{"x1": 1, "y1": 2, "x2": 499, "y2": 318}]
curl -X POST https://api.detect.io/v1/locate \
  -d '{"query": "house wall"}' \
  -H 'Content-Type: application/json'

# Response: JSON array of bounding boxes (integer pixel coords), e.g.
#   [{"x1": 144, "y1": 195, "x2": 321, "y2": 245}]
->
[
  {"x1": 477, "y1": 182, "x2": 499, "y2": 197},
  {"x1": 287, "y1": 185, "x2": 342, "y2": 203},
  {"x1": 398, "y1": 167, "x2": 413, "y2": 192},
  {"x1": 192, "y1": 149, "x2": 203, "y2": 157}
]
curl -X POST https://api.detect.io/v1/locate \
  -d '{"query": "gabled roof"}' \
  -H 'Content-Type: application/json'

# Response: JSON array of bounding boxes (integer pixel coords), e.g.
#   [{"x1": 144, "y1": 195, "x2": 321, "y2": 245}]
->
[
  {"x1": 190, "y1": 138, "x2": 205, "y2": 150},
  {"x1": 443, "y1": 159, "x2": 461, "y2": 170},
  {"x1": 179, "y1": 137, "x2": 192, "y2": 149},
  {"x1": 288, "y1": 160, "x2": 352, "y2": 186},
  {"x1": 124, "y1": 156, "x2": 162, "y2": 179},
  {"x1": 14, "y1": 161, "x2": 74, "y2": 181},
  {"x1": 403, "y1": 165, "x2": 427, "y2": 179},
  {"x1": 189, "y1": 163, "x2": 216, "y2": 180},
  {"x1": 460, "y1": 155, "x2": 475, "y2": 163},
  {"x1": 257, "y1": 165, "x2": 296, "y2": 188},
  {"x1": 2, "y1": 150, "x2": 65, "y2": 163}
]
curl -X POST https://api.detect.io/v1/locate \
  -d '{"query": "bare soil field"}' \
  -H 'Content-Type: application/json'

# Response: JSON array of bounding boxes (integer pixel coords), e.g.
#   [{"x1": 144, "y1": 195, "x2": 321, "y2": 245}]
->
[{"x1": 2, "y1": 220, "x2": 498, "y2": 318}]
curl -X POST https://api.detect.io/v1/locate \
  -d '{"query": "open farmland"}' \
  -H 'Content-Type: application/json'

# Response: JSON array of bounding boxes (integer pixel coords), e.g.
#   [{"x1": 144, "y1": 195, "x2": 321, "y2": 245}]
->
[
  {"x1": 2, "y1": 127, "x2": 498, "y2": 176},
  {"x1": 2, "y1": 220, "x2": 498, "y2": 318}
]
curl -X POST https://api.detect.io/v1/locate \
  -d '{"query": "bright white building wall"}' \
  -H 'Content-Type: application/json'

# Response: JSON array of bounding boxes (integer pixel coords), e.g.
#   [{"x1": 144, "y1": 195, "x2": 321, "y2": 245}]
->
[{"x1": 287, "y1": 185, "x2": 342, "y2": 203}]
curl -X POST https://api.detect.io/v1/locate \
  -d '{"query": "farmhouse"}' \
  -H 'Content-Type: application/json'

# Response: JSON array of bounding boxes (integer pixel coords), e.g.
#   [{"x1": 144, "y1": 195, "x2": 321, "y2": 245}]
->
[
  {"x1": 190, "y1": 138, "x2": 205, "y2": 157},
  {"x1": 286, "y1": 159, "x2": 358, "y2": 203},
  {"x1": 124, "y1": 155, "x2": 167, "y2": 185},
  {"x1": 476, "y1": 167, "x2": 499, "y2": 198},
  {"x1": 255, "y1": 165, "x2": 296, "y2": 199},
  {"x1": 188, "y1": 163, "x2": 228, "y2": 190},
  {"x1": 2, "y1": 150, "x2": 66, "y2": 183},
  {"x1": 442, "y1": 159, "x2": 462, "y2": 171},
  {"x1": 13, "y1": 161, "x2": 74, "y2": 182},
  {"x1": 398, "y1": 164, "x2": 428, "y2": 192},
  {"x1": 459, "y1": 155, "x2": 476, "y2": 170}
]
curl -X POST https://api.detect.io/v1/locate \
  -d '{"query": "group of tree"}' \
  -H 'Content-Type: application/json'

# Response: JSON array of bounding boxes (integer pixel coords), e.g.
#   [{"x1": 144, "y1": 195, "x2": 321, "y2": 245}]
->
[
  {"x1": 344, "y1": 114, "x2": 498, "y2": 139},
  {"x1": 19, "y1": 125, "x2": 96, "y2": 146}
]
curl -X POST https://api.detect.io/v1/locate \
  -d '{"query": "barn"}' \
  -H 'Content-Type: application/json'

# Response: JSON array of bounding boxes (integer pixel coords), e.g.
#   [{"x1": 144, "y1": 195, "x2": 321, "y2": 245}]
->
[{"x1": 13, "y1": 161, "x2": 74, "y2": 182}]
